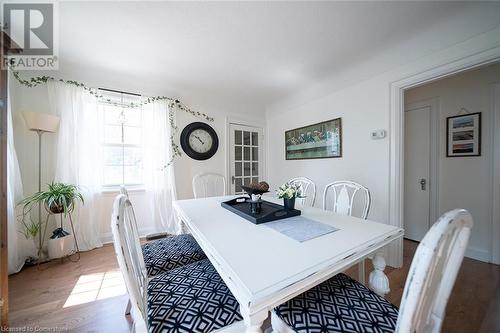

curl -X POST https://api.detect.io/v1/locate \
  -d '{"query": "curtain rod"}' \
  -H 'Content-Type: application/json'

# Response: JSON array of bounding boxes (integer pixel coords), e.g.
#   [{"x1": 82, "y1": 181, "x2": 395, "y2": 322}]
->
[{"x1": 98, "y1": 87, "x2": 141, "y2": 97}]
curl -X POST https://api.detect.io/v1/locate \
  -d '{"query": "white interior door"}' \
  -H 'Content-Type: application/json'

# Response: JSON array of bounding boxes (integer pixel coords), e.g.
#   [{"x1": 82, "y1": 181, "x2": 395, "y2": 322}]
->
[
  {"x1": 404, "y1": 106, "x2": 431, "y2": 241},
  {"x1": 229, "y1": 124, "x2": 263, "y2": 195}
]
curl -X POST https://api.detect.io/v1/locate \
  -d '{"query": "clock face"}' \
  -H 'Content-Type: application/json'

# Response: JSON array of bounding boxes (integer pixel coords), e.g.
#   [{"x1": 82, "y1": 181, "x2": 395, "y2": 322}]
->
[
  {"x1": 180, "y1": 122, "x2": 219, "y2": 160},
  {"x1": 188, "y1": 129, "x2": 214, "y2": 154}
]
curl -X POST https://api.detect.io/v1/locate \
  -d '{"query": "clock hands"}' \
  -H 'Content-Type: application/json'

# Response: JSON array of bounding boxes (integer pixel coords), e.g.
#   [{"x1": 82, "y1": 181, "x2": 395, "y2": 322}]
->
[{"x1": 193, "y1": 135, "x2": 205, "y2": 145}]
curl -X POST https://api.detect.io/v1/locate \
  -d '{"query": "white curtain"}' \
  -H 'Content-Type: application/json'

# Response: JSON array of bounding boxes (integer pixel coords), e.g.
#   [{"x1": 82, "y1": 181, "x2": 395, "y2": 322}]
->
[
  {"x1": 47, "y1": 81, "x2": 102, "y2": 251},
  {"x1": 142, "y1": 100, "x2": 179, "y2": 234},
  {"x1": 8, "y1": 77, "x2": 36, "y2": 274}
]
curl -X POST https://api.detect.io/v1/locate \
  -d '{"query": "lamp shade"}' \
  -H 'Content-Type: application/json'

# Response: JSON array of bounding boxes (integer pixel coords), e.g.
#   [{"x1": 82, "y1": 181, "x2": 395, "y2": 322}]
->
[{"x1": 22, "y1": 111, "x2": 60, "y2": 133}]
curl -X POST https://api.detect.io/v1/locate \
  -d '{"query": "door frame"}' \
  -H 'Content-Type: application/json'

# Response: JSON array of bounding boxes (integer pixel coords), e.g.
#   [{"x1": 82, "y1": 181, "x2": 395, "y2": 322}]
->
[
  {"x1": 225, "y1": 115, "x2": 266, "y2": 195},
  {"x1": 0, "y1": 33, "x2": 11, "y2": 327},
  {"x1": 389, "y1": 39, "x2": 500, "y2": 267},
  {"x1": 404, "y1": 98, "x2": 440, "y2": 234},
  {"x1": 491, "y1": 83, "x2": 500, "y2": 264}
]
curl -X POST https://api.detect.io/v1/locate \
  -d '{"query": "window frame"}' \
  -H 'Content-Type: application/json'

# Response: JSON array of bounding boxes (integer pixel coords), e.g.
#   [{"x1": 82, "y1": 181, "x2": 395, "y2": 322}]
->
[{"x1": 99, "y1": 91, "x2": 144, "y2": 189}]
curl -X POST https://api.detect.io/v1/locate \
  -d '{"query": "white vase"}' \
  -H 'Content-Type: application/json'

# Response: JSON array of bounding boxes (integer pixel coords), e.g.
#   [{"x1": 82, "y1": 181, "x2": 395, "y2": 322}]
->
[{"x1": 48, "y1": 234, "x2": 75, "y2": 259}]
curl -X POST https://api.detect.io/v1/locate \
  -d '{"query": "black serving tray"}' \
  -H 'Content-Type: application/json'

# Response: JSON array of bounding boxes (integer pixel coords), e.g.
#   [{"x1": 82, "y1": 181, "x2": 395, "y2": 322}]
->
[{"x1": 221, "y1": 197, "x2": 301, "y2": 224}]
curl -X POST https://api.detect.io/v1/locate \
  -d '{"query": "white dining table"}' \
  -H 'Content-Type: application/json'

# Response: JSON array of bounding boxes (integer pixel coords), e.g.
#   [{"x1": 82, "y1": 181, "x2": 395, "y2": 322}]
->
[{"x1": 173, "y1": 196, "x2": 404, "y2": 333}]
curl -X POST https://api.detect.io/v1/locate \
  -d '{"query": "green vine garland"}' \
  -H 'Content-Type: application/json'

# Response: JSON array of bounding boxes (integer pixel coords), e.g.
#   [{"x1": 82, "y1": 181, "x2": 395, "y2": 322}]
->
[{"x1": 11, "y1": 70, "x2": 214, "y2": 166}]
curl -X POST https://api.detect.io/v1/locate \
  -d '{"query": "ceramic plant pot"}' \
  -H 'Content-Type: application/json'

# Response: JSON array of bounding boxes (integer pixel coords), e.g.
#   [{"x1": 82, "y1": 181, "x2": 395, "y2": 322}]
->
[{"x1": 48, "y1": 228, "x2": 74, "y2": 259}]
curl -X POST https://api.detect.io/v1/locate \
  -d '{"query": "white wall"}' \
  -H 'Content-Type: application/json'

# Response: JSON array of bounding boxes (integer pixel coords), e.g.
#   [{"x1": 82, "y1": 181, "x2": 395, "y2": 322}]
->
[
  {"x1": 175, "y1": 110, "x2": 266, "y2": 199},
  {"x1": 266, "y1": 75, "x2": 390, "y2": 222},
  {"x1": 9, "y1": 75, "x2": 263, "y2": 243},
  {"x1": 10, "y1": 4, "x2": 500, "y2": 259},
  {"x1": 266, "y1": 26, "x2": 500, "y2": 266},
  {"x1": 404, "y1": 63, "x2": 500, "y2": 262}
]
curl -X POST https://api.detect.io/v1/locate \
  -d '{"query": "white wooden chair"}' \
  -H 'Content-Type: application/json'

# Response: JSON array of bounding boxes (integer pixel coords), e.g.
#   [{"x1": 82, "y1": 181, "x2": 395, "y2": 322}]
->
[
  {"x1": 323, "y1": 180, "x2": 371, "y2": 282},
  {"x1": 322, "y1": 180, "x2": 371, "y2": 219},
  {"x1": 192, "y1": 173, "x2": 226, "y2": 198},
  {"x1": 119, "y1": 185, "x2": 129, "y2": 197},
  {"x1": 111, "y1": 194, "x2": 148, "y2": 324},
  {"x1": 117, "y1": 187, "x2": 207, "y2": 316},
  {"x1": 118, "y1": 186, "x2": 137, "y2": 316},
  {"x1": 119, "y1": 186, "x2": 206, "y2": 274},
  {"x1": 111, "y1": 195, "x2": 243, "y2": 333},
  {"x1": 289, "y1": 177, "x2": 316, "y2": 207},
  {"x1": 271, "y1": 209, "x2": 473, "y2": 333}
]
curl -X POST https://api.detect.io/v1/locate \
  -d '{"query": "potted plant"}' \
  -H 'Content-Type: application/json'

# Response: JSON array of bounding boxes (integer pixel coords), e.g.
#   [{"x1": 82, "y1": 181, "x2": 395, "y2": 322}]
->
[
  {"x1": 18, "y1": 182, "x2": 84, "y2": 259},
  {"x1": 277, "y1": 182, "x2": 303, "y2": 210}
]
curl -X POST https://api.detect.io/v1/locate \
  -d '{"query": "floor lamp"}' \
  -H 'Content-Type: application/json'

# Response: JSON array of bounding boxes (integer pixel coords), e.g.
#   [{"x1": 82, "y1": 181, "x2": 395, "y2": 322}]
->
[{"x1": 22, "y1": 111, "x2": 60, "y2": 260}]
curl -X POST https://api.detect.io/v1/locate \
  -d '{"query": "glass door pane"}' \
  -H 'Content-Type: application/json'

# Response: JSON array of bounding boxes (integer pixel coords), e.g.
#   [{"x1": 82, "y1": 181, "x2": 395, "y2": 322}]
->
[{"x1": 230, "y1": 124, "x2": 262, "y2": 195}]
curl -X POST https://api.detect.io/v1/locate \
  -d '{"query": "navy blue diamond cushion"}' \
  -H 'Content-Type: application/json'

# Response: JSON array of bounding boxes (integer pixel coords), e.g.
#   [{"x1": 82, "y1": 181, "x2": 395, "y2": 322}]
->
[
  {"x1": 142, "y1": 234, "x2": 207, "y2": 277},
  {"x1": 147, "y1": 258, "x2": 243, "y2": 333},
  {"x1": 274, "y1": 273, "x2": 399, "y2": 333}
]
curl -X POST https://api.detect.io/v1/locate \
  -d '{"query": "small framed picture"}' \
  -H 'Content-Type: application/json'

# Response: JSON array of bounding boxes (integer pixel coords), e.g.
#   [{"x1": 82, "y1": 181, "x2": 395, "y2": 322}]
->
[{"x1": 446, "y1": 112, "x2": 481, "y2": 157}]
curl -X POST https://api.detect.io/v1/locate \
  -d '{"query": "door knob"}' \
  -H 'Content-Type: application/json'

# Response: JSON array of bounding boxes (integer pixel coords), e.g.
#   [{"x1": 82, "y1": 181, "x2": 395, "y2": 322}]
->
[
  {"x1": 231, "y1": 176, "x2": 235, "y2": 184},
  {"x1": 420, "y1": 178, "x2": 426, "y2": 190}
]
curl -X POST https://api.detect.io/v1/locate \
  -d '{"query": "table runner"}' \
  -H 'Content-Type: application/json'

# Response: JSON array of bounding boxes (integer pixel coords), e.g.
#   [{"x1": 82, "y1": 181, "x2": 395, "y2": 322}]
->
[{"x1": 264, "y1": 216, "x2": 339, "y2": 242}]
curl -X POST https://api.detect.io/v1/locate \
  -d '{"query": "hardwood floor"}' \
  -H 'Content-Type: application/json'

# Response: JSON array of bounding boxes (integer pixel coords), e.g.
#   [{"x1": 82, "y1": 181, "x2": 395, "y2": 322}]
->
[
  {"x1": 8, "y1": 239, "x2": 500, "y2": 332},
  {"x1": 8, "y1": 244, "x2": 132, "y2": 332}
]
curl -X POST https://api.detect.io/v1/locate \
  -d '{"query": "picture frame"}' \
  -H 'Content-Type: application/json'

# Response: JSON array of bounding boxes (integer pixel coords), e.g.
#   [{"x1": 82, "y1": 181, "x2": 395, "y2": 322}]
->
[
  {"x1": 285, "y1": 117, "x2": 342, "y2": 160},
  {"x1": 446, "y1": 112, "x2": 481, "y2": 157}
]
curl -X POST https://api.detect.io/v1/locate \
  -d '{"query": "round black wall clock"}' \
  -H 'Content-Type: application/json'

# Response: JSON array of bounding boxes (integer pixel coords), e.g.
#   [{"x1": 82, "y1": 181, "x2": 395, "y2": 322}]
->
[{"x1": 180, "y1": 122, "x2": 219, "y2": 160}]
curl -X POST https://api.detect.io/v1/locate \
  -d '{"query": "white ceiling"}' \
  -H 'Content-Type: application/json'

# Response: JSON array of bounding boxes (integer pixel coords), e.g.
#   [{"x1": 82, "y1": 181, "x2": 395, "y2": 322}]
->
[{"x1": 56, "y1": 1, "x2": 499, "y2": 112}]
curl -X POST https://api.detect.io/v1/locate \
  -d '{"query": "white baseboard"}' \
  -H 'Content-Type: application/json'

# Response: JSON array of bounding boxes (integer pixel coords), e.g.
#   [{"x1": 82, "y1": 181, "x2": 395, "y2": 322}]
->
[
  {"x1": 465, "y1": 246, "x2": 490, "y2": 263},
  {"x1": 100, "y1": 227, "x2": 157, "y2": 244}
]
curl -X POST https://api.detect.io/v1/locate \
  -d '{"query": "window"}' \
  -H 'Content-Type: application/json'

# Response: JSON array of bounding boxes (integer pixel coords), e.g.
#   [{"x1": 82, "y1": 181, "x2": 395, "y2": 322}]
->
[{"x1": 100, "y1": 90, "x2": 143, "y2": 187}]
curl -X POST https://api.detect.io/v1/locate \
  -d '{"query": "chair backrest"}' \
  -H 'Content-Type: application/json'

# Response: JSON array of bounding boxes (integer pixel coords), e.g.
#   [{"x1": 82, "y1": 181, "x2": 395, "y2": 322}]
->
[
  {"x1": 396, "y1": 209, "x2": 473, "y2": 333},
  {"x1": 120, "y1": 185, "x2": 129, "y2": 197},
  {"x1": 323, "y1": 180, "x2": 371, "y2": 219},
  {"x1": 111, "y1": 195, "x2": 148, "y2": 323},
  {"x1": 289, "y1": 177, "x2": 316, "y2": 207},
  {"x1": 192, "y1": 173, "x2": 226, "y2": 198}
]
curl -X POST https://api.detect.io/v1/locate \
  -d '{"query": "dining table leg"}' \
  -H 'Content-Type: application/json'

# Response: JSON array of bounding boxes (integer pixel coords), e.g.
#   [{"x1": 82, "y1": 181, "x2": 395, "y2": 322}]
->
[
  {"x1": 368, "y1": 252, "x2": 390, "y2": 296},
  {"x1": 175, "y1": 212, "x2": 188, "y2": 235},
  {"x1": 241, "y1": 307, "x2": 267, "y2": 333}
]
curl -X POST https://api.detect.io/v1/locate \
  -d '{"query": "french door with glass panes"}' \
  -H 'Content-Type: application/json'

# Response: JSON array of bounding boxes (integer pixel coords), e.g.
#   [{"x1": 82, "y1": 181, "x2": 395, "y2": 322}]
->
[{"x1": 229, "y1": 124, "x2": 263, "y2": 195}]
